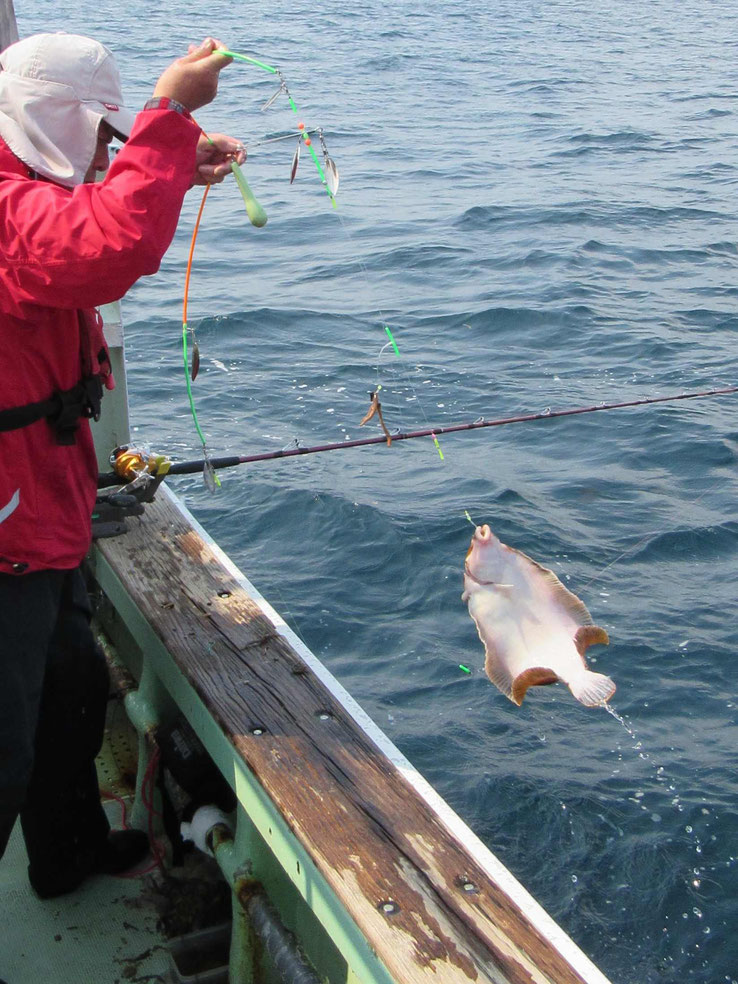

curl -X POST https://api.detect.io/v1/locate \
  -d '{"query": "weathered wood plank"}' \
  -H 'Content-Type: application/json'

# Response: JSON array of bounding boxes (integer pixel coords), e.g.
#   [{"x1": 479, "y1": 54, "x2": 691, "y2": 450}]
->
[
  {"x1": 0, "y1": 0, "x2": 18, "y2": 50},
  {"x1": 95, "y1": 490, "x2": 606, "y2": 984}
]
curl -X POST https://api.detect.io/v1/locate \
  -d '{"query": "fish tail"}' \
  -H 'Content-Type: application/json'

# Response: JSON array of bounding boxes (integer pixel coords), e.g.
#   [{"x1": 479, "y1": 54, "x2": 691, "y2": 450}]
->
[{"x1": 568, "y1": 671, "x2": 616, "y2": 707}]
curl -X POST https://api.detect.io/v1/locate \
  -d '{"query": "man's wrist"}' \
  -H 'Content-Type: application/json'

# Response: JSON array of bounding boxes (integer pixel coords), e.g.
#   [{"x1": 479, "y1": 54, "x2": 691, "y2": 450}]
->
[{"x1": 143, "y1": 96, "x2": 192, "y2": 118}]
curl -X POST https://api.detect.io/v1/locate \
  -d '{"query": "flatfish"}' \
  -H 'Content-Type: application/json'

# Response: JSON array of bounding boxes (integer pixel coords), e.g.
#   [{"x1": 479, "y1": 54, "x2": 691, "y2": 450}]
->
[{"x1": 462, "y1": 525, "x2": 615, "y2": 707}]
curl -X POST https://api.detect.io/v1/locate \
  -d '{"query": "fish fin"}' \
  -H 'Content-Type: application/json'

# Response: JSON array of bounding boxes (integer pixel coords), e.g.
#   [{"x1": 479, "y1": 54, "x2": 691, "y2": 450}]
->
[
  {"x1": 568, "y1": 671, "x2": 616, "y2": 707},
  {"x1": 574, "y1": 624, "x2": 610, "y2": 656},
  {"x1": 511, "y1": 667, "x2": 559, "y2": 705},
  {"x1": 522, "y1": 555, "x2": 595, "y2": 627},
  {"x1": 466, "y1": 587, "x2": 515, "y2": 702},
  {"x1": 482, "y1": 647, "x2": 515, "y2": 702}
]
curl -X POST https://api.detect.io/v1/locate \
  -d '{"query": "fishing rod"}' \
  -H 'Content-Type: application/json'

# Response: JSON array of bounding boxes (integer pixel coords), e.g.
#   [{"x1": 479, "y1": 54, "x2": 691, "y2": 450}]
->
[{"x1": 99, "y1": 384, "x2": 737, "y2": 487}]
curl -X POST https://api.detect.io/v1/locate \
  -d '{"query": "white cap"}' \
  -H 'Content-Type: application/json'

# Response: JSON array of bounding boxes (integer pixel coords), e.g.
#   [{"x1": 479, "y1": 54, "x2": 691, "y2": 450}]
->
[
  {"x1": 180, "y1": 805, "x2": 234, "y2": 857},
  {"x1": 0, "y1": 32, "x2": 137, "y2": 186}
]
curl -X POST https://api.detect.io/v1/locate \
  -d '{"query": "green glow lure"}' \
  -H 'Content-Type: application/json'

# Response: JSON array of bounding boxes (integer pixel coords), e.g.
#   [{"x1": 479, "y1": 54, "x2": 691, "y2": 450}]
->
[
  {"x1": 230, "y1": 160, "x2": 267, "y2": 227},
  {"x1": 216, "y1": 48, "x2": 279, "y2": 74},
  {"x1": 383, "y1": 325, "x2": 400, "y2": 357}
]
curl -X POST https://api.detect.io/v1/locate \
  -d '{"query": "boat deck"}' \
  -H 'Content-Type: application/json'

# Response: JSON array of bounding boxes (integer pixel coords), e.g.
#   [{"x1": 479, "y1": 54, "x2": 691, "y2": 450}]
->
[{"x1": 2, "y1": 738, "x2": 171, "y2": 984}]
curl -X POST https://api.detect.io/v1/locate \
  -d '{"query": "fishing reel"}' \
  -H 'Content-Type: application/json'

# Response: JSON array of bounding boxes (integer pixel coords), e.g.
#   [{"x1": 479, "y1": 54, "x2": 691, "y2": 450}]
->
[
  {"x1": 110, "y1": 445, "x2": 171, "y2": 490},
  {"x1": 92, "y1": 446, "x2": 172, "y2": 539}
]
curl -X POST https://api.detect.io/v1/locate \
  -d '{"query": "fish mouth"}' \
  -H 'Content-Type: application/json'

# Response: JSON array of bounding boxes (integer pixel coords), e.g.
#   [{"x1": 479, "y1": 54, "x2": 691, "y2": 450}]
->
[
  {"x1": 475, "y1": 524, "x2": 492, "y2": 542},
  {"x1": 463, "y1": 562, "x2": 498, "y2": 586},
  {"x1": 464, "y1": 563, "x2": 484, "y2": 585}
]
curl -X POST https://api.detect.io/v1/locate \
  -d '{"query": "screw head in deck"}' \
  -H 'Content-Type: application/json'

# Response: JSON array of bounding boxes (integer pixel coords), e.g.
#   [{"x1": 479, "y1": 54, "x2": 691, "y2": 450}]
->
[{"x1": 378, "y1": 900, "x2": 400, "y2": 916}]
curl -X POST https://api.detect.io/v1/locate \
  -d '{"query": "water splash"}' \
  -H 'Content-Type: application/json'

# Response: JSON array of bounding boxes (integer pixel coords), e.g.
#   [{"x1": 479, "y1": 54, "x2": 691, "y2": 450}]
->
[
  {"x1": 602, "y1": 702, "x2": 698, "y2": 824},
  {"x1": 601, "y1": 702, "x2": 718, "y2": 952}
]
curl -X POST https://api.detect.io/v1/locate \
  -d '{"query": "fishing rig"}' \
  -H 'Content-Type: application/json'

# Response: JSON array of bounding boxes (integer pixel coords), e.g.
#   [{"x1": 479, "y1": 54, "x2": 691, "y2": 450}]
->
[
  {"x1": 116, "y1": 45, "x2": 738, "y2": 504},
  {"x1": 182, "y1": 47, "x2": 339, "y2": 490}
]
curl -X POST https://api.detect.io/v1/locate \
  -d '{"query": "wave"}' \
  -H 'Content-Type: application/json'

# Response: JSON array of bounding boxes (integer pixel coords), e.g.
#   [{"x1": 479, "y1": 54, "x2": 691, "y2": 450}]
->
[
  {"x1": 455, "y1": 203, "x2": 726, "y2": 232},
  {"x1": 631, "y1": 521, "x2": 738, "y2": 562}
]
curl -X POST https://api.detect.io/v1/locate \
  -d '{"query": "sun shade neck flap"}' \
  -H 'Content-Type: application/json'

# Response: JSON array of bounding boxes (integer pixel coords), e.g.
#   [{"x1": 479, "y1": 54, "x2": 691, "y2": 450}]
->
[
  {"x1": 0, "y1": 74, "x2": 104, "y2": 187},
  {"x1": 0, "y1": 33, "x2": 136, "y2": 188}
]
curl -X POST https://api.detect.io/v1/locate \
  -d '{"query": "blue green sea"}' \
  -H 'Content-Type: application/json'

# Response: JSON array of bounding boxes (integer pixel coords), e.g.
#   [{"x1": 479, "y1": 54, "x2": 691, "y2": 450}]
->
[{"x1": 21, "y1": 2, "x2": 738, "y2": 981}]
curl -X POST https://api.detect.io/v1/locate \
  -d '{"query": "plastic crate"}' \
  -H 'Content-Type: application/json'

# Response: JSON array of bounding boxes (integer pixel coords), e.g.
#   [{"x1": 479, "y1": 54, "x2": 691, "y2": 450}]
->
[{"x1": 167, "y1": 922, "x2": 231, "y2": 983}]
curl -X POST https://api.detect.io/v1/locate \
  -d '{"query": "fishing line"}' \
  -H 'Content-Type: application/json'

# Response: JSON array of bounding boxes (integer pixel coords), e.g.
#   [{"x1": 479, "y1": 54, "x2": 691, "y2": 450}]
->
[
  {"x1": 582, "y1": 466, "x2": 732, "y2": 591},
  {"x1": 179, "y1": 47, "x2": 738, "y2": 496},
  {"x1": 172, "y1": 51, "x2": 738, "y2": 694},
  {"x1": 182, "y1": 182, "x2": 221, "y2": 491},
  {"x1": 215, "y1": 47, "x2": 337, "y2": 204},
  {"x1": 332, "y1": 207, "x2": 447, "y2": 462},
  {"x1": 180, "y1": 48, "x2": 339, "y2": 488},
  {"x1": 180, "y1": 46, "x2": 485, "y2": 478}
]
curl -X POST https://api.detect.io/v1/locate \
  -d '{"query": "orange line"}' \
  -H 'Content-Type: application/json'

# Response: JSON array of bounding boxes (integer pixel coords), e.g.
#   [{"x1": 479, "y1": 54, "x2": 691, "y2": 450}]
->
[{"x1": 183, "y1": 183, "x2": 211, "y2": 327}]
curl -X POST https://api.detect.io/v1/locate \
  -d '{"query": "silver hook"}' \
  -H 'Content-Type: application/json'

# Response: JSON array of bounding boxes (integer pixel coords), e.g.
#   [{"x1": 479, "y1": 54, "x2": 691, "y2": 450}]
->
[{"x1": 261, "y1": 80, "x2": 286, "y2": 112}]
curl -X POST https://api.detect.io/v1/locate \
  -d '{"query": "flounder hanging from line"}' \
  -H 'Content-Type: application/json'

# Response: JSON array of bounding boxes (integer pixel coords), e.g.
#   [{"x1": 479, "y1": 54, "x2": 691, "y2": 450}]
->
[{"x1": 462, "y1": 525, "x2": 615, "y2": 707}]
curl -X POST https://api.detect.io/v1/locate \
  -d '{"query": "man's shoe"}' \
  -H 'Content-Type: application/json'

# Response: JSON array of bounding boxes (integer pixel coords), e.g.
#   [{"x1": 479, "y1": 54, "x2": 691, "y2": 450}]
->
[
  {"x1": 29, "y1": 829, "x2": 150, "y2": 899},
  {"x1": 94, "y1": 828, "x2": 150, "y2": 875}
]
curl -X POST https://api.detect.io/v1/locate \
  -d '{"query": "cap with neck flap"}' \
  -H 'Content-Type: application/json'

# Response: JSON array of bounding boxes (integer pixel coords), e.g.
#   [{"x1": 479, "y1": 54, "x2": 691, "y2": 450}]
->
[{"x1": 0, "y1": 31, "x2": 136, "y2": 186}]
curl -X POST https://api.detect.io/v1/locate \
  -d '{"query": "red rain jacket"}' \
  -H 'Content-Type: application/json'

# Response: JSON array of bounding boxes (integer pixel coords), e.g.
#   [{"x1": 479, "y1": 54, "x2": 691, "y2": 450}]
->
[{"x1": 0, "y1": 109, "x2": 199, "y2": 574}]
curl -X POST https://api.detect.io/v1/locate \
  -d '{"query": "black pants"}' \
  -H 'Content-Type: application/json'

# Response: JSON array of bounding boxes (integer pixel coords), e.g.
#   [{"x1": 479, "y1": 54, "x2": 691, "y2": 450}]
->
[{"x1": 0, "y1": 567, "x2": 110, "y2": 882}]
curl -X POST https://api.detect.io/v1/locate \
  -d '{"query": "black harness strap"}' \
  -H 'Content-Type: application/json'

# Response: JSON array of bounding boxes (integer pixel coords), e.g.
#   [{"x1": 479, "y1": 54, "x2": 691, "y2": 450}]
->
[{"x1": 0, "y1": 375, "x2": 103, "y2": 446}]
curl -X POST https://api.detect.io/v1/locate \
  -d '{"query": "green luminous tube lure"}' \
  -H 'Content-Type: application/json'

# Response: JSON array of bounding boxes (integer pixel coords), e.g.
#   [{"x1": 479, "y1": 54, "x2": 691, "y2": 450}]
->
[{"x1": 230, "y1": 160, "x2": 268, "y2": 227}]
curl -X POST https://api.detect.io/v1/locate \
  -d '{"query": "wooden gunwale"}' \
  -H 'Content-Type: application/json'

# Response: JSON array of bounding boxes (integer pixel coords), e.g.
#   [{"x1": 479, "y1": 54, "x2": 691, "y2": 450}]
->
[{"x1": 92, "y1": 484, "x2": 613, "y2": 984}]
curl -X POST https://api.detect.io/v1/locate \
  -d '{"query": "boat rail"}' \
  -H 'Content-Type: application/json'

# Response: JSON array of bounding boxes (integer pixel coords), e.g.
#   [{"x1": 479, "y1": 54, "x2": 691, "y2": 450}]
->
[{"x1": 88, "y1": 480, "x2": 613, "y2": 984}]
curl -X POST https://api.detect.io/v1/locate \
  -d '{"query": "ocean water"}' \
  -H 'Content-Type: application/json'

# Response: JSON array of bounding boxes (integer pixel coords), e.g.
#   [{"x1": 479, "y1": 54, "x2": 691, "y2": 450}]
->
[{"x1": 18, "y1": 2, "x2": 738, "y2": 981}]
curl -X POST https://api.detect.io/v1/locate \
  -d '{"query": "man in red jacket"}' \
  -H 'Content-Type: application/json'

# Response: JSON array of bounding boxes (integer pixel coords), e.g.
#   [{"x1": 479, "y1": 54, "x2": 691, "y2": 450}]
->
[{"x1": 0, "y1": 31, "x2": 243, "y2": 898}]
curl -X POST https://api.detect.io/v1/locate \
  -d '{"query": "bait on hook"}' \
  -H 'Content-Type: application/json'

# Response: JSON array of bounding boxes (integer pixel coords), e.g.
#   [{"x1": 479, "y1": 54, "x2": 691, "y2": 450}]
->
[
  {"x1": 189, "y1": 332, "x2": 200, "y2": 381},
  {"x1": 360, "y1": 390, "x2": 393, "y2": 446},
  {"x1": 290, "y1": 137, "x2": 301, "y2": 183}
]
